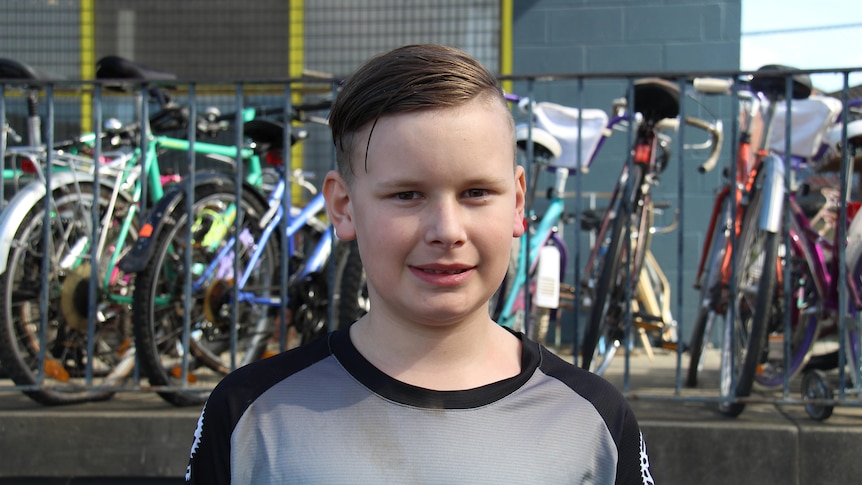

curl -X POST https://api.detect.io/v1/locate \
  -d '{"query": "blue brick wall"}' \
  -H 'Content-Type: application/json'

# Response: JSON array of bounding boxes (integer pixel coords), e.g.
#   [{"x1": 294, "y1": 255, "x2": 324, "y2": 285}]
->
[{"x1": 510, "y1": 0, "x2": 741, "y2": 344}]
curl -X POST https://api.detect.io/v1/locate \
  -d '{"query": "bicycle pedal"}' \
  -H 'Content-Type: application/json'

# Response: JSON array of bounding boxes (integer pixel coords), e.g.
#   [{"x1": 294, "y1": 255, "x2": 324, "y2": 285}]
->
[
  {"x1": 169, "y1": 366, "x2": 198, "y2": 383},
  {"x1": 262, "y1": 350, "x2": 280, "y2": 359},
  {"x1": 43, "y1": 358, "x2": 71, "y2": 382},
  {"x1": 657, "y1": 341, "x2": 682, "y2": 352}
]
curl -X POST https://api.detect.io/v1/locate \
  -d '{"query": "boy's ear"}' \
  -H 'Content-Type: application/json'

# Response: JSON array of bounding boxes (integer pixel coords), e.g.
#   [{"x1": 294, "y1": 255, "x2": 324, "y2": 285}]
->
[
  {"x1": 513, "y1": 165, "x2": 527, "y2": 237},
  {"x1": 323, "y1": 171, "x2": 357, "y2": 241}
]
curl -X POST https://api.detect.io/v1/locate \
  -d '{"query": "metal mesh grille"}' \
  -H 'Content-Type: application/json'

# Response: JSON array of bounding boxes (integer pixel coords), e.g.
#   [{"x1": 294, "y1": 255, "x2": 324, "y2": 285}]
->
[{"x1": 303, "y1": 0, "x2": 500, "y2": 77}]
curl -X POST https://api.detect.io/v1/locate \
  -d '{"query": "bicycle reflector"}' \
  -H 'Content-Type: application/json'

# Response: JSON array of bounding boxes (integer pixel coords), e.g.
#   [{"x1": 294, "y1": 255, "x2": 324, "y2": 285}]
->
[
  {"x1": 19, "y1": 156, "x2": 38, "y2": 174},
  {"x1": 265, "y1": 150, "x2": 284, "y2": 167}
]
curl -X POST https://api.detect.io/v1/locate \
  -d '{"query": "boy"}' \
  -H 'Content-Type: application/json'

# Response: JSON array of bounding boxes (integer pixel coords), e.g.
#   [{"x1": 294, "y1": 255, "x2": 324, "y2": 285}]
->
[{"x1": 184, "y1": 43, "x2": 655, "y2": 484}]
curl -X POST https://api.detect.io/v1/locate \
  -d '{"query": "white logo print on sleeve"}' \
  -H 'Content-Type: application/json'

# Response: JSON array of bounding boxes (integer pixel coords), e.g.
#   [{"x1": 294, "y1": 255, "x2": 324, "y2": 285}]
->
[
  {"x1": 639, "y1": 431, "x2": 655, "y2": 485},
  {"x1": 185, "y1": 404, "x2": 206, "y2": 481}
]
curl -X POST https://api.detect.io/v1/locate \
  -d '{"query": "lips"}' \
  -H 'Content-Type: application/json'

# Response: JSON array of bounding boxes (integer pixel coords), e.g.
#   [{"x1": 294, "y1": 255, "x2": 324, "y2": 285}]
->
[
  {"x1": 420, "y1": 268, "x2": 468, "y2": 275},
  {"x1": 410, "y1": 264, "x2": 475, "y2": 286},
  {"x1": 413, "y1": 264, "x2": 473, "y2": 274}
]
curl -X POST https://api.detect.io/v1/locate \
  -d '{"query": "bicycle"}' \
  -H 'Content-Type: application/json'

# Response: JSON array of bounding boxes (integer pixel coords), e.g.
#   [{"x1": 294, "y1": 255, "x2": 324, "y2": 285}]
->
[
  {"x1": 694, "y1": 65, "x2": 848, "y2": 417},
  {"x1": 123, "y1": 100, "x2": 343, "y2": 407},
  {"x1": 1, "y1": 57, "x2": 90, "y2": 203},
  {"x1": 775, "y1": 98, "x2": 862, "y2": 421},
  {"x1": 579, "y1": 78, "x2": 724, "y2": 375},
  {"x1": 0, "y1": 56, "x2": 278, "y2": 404}
]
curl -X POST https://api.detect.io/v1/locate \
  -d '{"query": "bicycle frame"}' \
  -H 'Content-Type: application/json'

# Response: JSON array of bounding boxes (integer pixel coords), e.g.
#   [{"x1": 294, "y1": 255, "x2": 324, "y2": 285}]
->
[
  {"x1": 189, "y1": 176, "x2": 333, "y2": 309},
  {"x1": 83, "y1": 105, "x2": 267, "y2": 306},
  {"x1": 496, "y1": 108, "x2": 626, "y2": 332}
]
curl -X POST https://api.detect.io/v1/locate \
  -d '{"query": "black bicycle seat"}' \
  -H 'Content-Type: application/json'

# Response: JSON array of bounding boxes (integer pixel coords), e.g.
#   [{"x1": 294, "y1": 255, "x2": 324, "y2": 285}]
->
[
  {"x1": 631, "y1": 78, "x2": 681, "y2": 123},
  {"x1": 0, "y1": 58, "x2": 64, "y2": 82},
  {"x1": 750, "y1": 64, "x2": 812, "y2": 100},
  {"x1": 244, "y1": 119, "x2": 303, "y2": 150},
  {"x1": 95, "y1": 55, "x2": 177, "y2": 82}
]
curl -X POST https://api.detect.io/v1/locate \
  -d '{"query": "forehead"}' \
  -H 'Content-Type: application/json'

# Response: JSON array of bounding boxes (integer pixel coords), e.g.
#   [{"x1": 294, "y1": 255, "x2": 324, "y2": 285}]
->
[
  {"x1": 354, "y1": 97, "x2": 513, "y2": 164},
  {"x1": 350, "y1": 100, "x2": 515, "y2": 187}
]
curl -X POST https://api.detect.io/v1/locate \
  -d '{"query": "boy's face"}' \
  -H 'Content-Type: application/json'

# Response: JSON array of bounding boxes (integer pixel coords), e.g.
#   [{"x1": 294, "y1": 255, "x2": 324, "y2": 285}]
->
[{"x1": 326, "y1": 97, "x2": 525, "y2": 328}]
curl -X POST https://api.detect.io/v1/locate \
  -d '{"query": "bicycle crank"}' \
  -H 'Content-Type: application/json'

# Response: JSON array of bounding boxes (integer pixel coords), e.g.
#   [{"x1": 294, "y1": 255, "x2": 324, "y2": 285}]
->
[
  {"x1": 60, "y1": 263, "x2": 95, "y2": 332},
  {"x1": 203, "y1": 278, "x2": 234, "y2": 326}
]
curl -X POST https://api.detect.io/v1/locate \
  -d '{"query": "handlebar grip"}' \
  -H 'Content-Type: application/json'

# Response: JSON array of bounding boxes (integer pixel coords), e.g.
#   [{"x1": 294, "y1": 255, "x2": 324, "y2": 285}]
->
[
  {"x1": 684, "y1": 116, "x2": 724, "y2": 173},
  {"x1": 693, "y1": 77, "x2": 733, "y2": 95}
]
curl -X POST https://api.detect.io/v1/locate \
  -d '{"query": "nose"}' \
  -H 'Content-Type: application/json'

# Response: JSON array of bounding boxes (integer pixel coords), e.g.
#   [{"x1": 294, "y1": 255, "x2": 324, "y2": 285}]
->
[{"x1": 424, "y1": 197, "x2": 467, "y2": 248}]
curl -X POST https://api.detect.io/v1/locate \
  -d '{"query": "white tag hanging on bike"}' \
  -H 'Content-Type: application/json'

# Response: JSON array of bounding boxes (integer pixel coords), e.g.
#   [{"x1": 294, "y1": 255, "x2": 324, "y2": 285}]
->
[{"x1": 535, "y1": 245, "x2": 561, "y2": 309}]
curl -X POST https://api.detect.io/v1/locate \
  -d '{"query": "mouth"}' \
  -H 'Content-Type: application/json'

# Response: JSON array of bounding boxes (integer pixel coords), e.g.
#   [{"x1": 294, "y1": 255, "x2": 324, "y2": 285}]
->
[
  {"x1": 412, "y1": 264, "x2": 475, "y2": 275},
  {"x1": 410, "y1": 264, "x2": 475, "y2": 286},
  {"x1": 419, "y1": 267, "x2": 470, "y2": 275}
]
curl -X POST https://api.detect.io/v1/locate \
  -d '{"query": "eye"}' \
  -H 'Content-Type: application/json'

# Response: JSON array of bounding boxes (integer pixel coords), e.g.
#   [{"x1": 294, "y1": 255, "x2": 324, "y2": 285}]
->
[
  {"x1": 464, "y1": 188, "x2": 490, "y2": 199},
  {"x1": 395, "y1": 191, "x2": 421, "y2": 200}
]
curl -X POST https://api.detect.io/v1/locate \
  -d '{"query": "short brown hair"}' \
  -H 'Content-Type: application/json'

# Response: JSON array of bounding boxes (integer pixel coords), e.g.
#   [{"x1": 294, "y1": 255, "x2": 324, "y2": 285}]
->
[{"x1": 329, "y1": 44, "x2": 512, "y2": 181}]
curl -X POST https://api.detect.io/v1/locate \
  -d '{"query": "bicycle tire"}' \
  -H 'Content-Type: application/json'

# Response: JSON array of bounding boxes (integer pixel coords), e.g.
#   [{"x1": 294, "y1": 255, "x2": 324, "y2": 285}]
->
[
  {"x1": 591, "y1": 198, "x2": 654, "y2": 375},
  {"x1": 754, "y1": 216, "x2": 822, "y2": 388},
  {"x1": 687, "y1": 195, "x2": 732, "y2": 388},
  {"x1": 719, "y1": 183, "x2": 776, "y2": 417},
  {"x1": 132, "y1": 183, "x2": 273, "y2": 407},
  {"x1": 330, "y1": 240, "x2": 369, "y2": 330},
  {"x1": 0, "y1": 181, "x2": 137, "y2": 405},
  {"x1": 581, "y1": 163, "x2": 651, "y2": 373}
]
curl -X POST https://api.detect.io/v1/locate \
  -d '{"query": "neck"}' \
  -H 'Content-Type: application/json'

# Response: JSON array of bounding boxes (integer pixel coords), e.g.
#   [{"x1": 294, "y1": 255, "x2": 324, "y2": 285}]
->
[{"x1": 349, "y1": 313, "x2": 522, "y2": 391}]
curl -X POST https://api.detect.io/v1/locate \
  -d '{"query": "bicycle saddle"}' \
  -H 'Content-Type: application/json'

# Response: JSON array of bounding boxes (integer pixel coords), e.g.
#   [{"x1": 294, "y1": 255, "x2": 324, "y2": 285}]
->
[
  {"x1": 244, "y1": 119, "x2": 303, "y2": 150},
  {"x1": 95, "y1": 55, "x2": 177, "y2": 82},
  {"x1": 631, "y1": 78, "x2": 680, "y2": 124},
  {"x1": 0, "y1": 58, "x2": 64, "y2": 82},
  {"x1": 515, "y1": 124, "x2": 562, "y2": 162},
  {"x1": 750, "y1": 64, "x2": 811, "y2": 100},
  {"x1": 525, "y1": 102, "x2": 607, "y2": 170}
]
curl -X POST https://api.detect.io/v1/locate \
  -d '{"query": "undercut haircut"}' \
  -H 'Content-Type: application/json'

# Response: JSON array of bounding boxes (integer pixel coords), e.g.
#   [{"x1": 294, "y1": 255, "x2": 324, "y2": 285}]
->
[{"x1": 328, "y1": 44, "x2": 513, "y2": 182}]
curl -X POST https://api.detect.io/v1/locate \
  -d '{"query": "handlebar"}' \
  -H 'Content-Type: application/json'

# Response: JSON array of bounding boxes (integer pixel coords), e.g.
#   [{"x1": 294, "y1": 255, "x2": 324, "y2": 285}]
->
[
  {"x1": 687, "y1": 117, "x2": 724, "y2": 173},
  {"x1": 3, "y1": 123, "x2": 22, "y2": 144},
  {"x1": 654, "y1": 115, "x2": 723, "y2": 173},
  {"x1": 692, "y1": 77, "x2": 734, "y2": 95}
]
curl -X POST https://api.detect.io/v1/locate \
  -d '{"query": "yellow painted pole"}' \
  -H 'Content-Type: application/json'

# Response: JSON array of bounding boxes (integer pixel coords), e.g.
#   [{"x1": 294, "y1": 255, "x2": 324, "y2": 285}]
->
[
  {"x1": 500, "y1": 0, "x2": 513, "y2": 96},
  {"x1": 289, "y1": 0, "x2": 305, "y2": 205},
  {"x1": 80, "y1": 0, "x2": 95, "y2": 133}
]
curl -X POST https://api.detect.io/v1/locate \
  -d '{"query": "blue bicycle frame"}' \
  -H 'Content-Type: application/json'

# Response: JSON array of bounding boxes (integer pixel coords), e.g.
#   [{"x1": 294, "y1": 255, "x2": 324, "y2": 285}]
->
[{"x1": 191, "y1": 172, "x2": 333, "y2": 308}]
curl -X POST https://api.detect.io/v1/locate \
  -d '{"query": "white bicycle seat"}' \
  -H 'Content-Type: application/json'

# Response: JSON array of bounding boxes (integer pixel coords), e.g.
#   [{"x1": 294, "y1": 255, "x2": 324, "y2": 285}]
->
[
  {"x1": 531, "y1": 102, "x2": 609, "y2": 170},
  {"x1": 515, "y1": 124, "x2": 562, "y2": 161},
  {"x1": 825, "y1": 118, "x2": 862, "y2": 147},
  {"x1": 769, "y1": 95, "x2": 843, "y2": 159}
]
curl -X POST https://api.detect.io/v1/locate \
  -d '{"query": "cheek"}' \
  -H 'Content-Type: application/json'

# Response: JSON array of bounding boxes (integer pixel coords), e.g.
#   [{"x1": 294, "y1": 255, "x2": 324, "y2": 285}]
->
[{"x1": 356, "y1": 212, "x2": 413, "y2": 250}]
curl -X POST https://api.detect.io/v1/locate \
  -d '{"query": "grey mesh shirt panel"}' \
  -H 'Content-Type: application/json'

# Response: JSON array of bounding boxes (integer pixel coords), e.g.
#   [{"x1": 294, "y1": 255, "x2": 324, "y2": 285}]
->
[{"x1": 185, "y1": 328, "x2": 652, "y2": 485}]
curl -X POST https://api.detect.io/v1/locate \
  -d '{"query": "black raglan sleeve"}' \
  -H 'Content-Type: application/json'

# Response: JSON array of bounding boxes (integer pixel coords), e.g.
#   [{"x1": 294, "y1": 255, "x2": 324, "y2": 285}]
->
[
  {"x1": 184, "y1": 395, "x2": 233, "y2": 485},
  {"x1": 614, "y1": 404, "x2": 656, "y2": 485}
]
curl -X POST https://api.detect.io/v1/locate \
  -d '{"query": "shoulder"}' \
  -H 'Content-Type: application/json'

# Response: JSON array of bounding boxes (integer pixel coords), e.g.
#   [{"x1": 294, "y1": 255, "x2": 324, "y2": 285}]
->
[
  {"x1": 535, "y1": 346, "x2": 636, "y2": 434},
  {"x1": 537, "y1": 346, "x2": 625, "y2": 401},
  {"x1": 533, "y1": 346, "x2": 653, "y2": 484},
  {"x1": 205, "y1": 333, "x2": 334, "y2": 419}
]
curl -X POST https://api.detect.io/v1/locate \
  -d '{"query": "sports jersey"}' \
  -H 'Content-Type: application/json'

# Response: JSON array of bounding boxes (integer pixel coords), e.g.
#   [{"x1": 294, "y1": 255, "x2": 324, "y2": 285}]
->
[{"x1": 185, "y1": 327, "x2": 655, "y2": 484}]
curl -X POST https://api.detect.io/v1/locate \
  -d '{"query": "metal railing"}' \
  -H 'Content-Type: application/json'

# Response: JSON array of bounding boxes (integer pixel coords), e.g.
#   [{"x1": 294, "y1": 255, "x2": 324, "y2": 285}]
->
[{"x1": 1, "y1": 66, "x2": 862, "y2": 420}]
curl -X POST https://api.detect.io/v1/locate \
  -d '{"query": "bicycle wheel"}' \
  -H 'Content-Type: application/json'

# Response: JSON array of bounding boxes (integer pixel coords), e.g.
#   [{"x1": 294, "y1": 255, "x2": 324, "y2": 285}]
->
[
  {"x1": 582, "y1": 163, "x2": 652, "y2": 374},
  {"x1": 754, "y1": 218, "x2": 822, "y2": 388},
  {"x1": 687, "y1": 195, "x2": 732, "y2": 388},
  {"x1": 0, "y1": 181, "x2": 137, "y2": 405},
  {"x1": 719, "y1": 182, "x2": 776, "y2": 417},
  {"x1": 330, "y1": 240, "x2": 369, "y2": 330},
  {"x1": 132, "y1": 183, "x2": 274, "y2": 407}
]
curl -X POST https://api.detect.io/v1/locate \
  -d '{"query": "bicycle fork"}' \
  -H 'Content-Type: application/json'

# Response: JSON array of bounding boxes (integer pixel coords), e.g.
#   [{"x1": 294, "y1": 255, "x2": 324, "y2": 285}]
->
[{"x1": 759, "y1": 154, "x2": 785, "y2": 235}]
